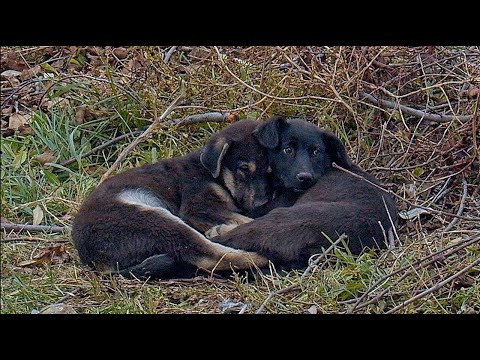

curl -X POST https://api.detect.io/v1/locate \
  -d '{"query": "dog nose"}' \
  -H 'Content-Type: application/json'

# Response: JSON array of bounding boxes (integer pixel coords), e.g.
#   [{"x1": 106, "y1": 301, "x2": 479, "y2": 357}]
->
[{"x1": 296, "y1": 172, "x2": 314, "y2": 184}]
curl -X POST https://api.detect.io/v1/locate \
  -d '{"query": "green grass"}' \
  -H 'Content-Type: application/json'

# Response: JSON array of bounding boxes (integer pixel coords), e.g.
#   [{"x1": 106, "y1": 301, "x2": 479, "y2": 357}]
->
[{"x1": 1, "y1": 46, "x2": 479, "y2": 314}]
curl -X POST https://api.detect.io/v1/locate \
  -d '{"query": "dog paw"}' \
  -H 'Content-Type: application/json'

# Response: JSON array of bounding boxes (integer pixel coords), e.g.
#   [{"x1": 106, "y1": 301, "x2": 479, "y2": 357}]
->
[{"x1": 205, "y1": 223, "x2": 239, "y2": 238}]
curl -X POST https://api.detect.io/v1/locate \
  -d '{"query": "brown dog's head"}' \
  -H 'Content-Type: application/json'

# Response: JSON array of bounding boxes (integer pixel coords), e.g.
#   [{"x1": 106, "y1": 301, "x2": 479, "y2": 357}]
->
[
  {"x1": 200, "y1": 120, "x2": 273, "y2": 211},
  {"x1": 253, "y1": 116, "x2": 352, "y2": 191}
]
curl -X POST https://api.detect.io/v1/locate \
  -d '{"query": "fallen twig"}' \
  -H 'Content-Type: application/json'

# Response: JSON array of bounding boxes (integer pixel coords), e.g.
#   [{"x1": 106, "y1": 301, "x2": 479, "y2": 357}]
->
[
  {"x1": 444, "y1": 177, "x2": 468, "y2": 232},
  {"x1": 164, "y1": 46, "x2": 177, "y2": 63},
  {"x1": 100, "y1": 94, "x2": 185, "y2": 182},
  {"x1": 332, "y1": 162, "x2": 480, "y2": 222},
  {"x1": 1, "y1": 223, "x2": 69, "y2": 233},
  {"x1": 472, "y1": 91, "x2": 479, "y2": 162},
  {"x1": 300, "y1": 234, "x2": 348, "y2": 281},
  {"x1": 385, "y1": 257, "x2": 480, "y2": 314},
  {"x1": 255, "y1": 285, "x2": 300, "y2": 314},
  {"x1": 360, "y1": 91, "x2": 473, "y2": 123},
  {"x1": 52, "y1": 288, "x2": 82, "y2": 305}
]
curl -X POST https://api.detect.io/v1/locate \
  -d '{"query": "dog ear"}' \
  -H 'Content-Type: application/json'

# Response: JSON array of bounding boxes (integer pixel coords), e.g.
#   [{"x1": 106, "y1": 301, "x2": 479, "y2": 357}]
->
[
  {"x1": 253, "y1": 116, "x2": 287, "y2": 149},
  {"x1": 200, "y1": 137, "x2": 231, "y2": 178},
  {"x1": 322, "y1": 131, "x2": 352, "y2": 168}
]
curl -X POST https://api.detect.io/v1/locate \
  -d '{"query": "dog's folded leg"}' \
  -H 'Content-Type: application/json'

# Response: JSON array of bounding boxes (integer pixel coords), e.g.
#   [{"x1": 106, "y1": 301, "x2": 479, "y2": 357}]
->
[
  {"x1": 194, "y1": 247, "x2": 269, "y2": 273},
  {"x1": 118, "y1": 254, "x2": 181, "y2": 279},
  {"x1": 204, "y1": 214, "x2": 254, "y2": 239},
  {"x1": 205, "y1": 223, "x2": 241, "y2": 239}
]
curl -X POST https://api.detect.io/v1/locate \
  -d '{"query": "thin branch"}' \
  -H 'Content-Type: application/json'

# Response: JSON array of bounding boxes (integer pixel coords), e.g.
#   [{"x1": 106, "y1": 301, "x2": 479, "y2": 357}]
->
[
  {"x1": 332, "y1": 162, "x2": 480, "y2": 222},
  {"x1": 100, "y1": 94, "x2": 185, "y2": 182},
  {"x1": 444, "y1": 177, "x2": 469, "y2": 232},
  {"x1": 300, "y1": 234, "x2": 348, "y2": 281},
  {"x1": 52, "y1": 288, "x2": 82, "y2": 305},
  {"x1": 385, "y1": 257, "x2": 480, "y2": 314},
  {"x1": 164, "y1": 46, "x2": 177, "y2": 63},
  {"x1": 1, "y1": 223, "x2": 69, "y2": 233},
  {"x1": 472, "y1": 90, "x2": 480, "y2": 162},
  {"x1": 383, "y1": 195, "x2": 400, "y2": 245},
  {"x1": 255, "y1": 285, "x2": 300, "y2": 314},
  {"x1": 360, "y1": 91, "x2": 473, "y2": 123}
]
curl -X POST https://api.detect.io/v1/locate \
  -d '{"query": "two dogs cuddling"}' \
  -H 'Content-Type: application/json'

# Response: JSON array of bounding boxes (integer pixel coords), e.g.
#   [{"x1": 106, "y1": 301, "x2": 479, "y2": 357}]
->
[{"x1": 72, "y1": 116, "x2": 398, "y2": 279}]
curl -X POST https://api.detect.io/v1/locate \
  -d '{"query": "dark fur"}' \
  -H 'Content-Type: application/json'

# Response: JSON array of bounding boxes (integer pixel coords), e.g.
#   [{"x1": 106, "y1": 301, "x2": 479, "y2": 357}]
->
[
  {"x1": 72, "y1": 120, "x2": 272, "y2": 278},
  {"x1": 213, "y1": 117, "x2": 398, "y2": 269}
]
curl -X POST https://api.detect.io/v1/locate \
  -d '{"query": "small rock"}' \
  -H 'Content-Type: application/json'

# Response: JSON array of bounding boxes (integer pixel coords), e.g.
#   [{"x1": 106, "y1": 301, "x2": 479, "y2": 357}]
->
[
  {"x1": 40, "y1": 303, "x2": 77, "y2": 314},
  {"x1": 1, "y1": 70, "x2": 22, "y2": 79},
  {"x1": 219, "y1": 299, "x2": 247, "y2": 313}
]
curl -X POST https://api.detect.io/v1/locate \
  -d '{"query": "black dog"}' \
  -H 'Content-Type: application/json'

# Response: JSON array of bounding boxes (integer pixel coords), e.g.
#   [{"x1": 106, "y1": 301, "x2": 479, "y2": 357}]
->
[
  {"x1": 211, "y1": 116, "x2": 398, "y2": 269},
  {"x1": 72, "y1": 120, "x2": 272, "y2": 278}
]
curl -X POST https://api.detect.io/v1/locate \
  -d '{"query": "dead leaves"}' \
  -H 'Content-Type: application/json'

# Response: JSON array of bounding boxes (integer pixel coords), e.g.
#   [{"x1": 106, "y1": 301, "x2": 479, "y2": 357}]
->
[
  {"x1": 35, "y1": 148, "x2": 57, "y2": 165},
  {"x1": 74, "y1": 105, "x2": 87, "y2": 125},
  {"x1": 8, "y1": 113, "x2": 27, "y2": 130},
  {"x1": 112, "y1": 47, "x2": 128, "y2": 60},
  {"x1": 32, "y1": 205, "x2": 44, "y2": 226},
  {"x1": 465, "y1": 87, "x2": 479, "y2": 98},
  {"x1": 17, "y1": 244, "x2": 71, "y2": 268},
  {"x1": 19, "y1": 64, "x2": 42, "y2": 81},
  {"x1": 1, "y1": 50, "x2": 28, "y2": 72}
]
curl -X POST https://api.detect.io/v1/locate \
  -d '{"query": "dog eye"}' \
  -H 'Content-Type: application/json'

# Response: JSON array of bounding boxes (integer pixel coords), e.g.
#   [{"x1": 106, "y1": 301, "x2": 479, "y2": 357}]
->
[
  {"x1": 312, "y1": 149, "x2": 321, "y2": 157},
  {"x1": 238, "y1": 164, "x2": 250, "y2": 171},
  {"x1": 283, "y1": 147, "x2": 294, "y2": 155}
]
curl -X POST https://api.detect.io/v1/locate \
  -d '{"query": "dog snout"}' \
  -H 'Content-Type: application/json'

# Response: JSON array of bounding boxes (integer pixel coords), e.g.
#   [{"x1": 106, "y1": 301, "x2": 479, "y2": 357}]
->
[{"x1": 296, "y1": 172, "x2": 314, "y2": 186}]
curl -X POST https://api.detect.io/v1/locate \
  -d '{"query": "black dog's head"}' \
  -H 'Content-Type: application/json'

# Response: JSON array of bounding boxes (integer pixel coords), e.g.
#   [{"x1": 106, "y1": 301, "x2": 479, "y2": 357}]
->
[
  {"x1": 254, "y1": 116, "x2": 352, "y2": 191},
  {"x1": 200, "y1": 120, "x2": 273, "y2": 211}
]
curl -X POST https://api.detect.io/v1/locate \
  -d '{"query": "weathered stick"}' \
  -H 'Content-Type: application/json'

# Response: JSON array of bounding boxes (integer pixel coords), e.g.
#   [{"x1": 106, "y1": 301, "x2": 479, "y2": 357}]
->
[
  {"x1": 164, "y1": 46, "x2": 177, "y2": 63},
  {"x1": 1, "y1": 223, "x2": 69, "y2": 233},
  {"x1": 360, "y1": 91, "x2": 473, "y2": 123},
  {"x1": 300, "y1": 234, "x2": 348, "y2": 281},
  {"x1": 255, "y1": 285, "x2": 300, "y2": 314},
  {"x1": 472, "y1": 91, "x2": 479, "y2": 162}
]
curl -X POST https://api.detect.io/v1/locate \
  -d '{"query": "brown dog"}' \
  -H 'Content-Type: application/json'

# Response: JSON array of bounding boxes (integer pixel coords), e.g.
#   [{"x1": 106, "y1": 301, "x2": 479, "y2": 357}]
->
[{"x1": 72, "y1": 120, "x2": 273, "y2": 278}]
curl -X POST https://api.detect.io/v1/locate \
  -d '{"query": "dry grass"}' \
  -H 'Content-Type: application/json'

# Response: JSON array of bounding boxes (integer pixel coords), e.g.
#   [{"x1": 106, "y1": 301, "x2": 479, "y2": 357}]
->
[{"x1": 1, "y1": 46, "x2": 479, "y2": 314}]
